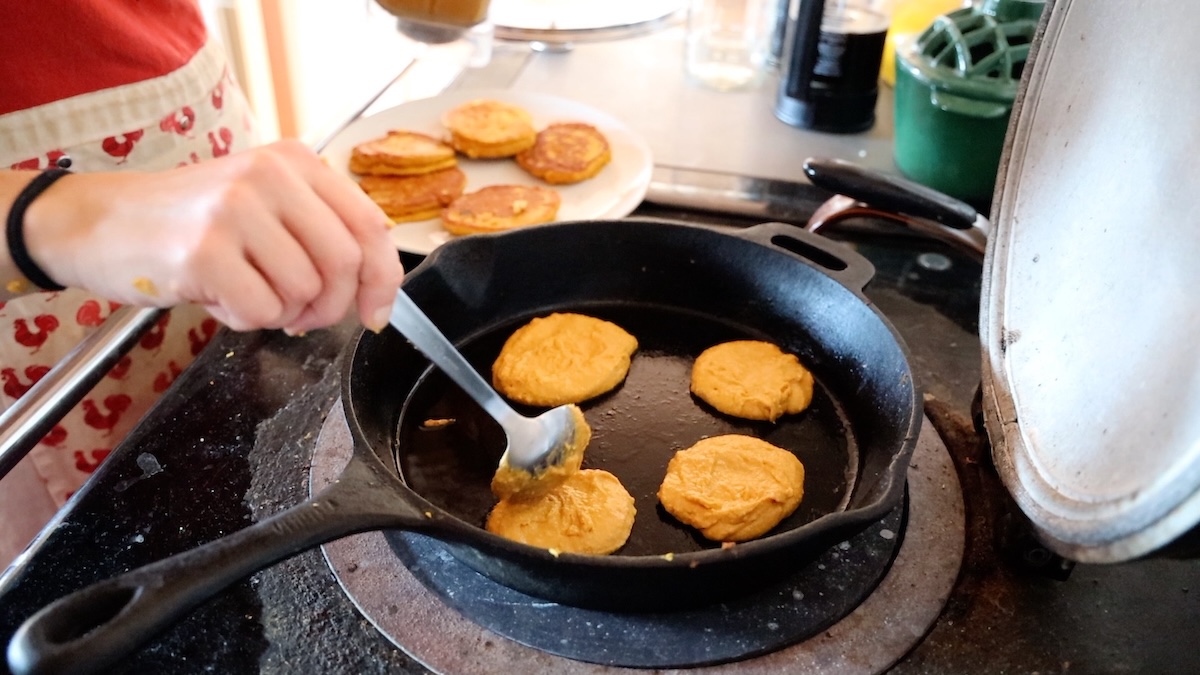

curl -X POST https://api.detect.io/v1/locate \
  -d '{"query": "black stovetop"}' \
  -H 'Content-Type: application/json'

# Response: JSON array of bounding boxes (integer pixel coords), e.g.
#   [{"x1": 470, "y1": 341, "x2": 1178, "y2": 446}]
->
[{"x1": 1, "y1": 207, "x2": 1197, "y2": 675}]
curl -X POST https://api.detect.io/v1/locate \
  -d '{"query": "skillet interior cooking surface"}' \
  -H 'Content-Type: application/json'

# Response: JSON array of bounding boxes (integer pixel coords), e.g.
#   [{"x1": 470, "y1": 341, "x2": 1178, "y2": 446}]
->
[
  {"x1": 396, "y1": 302, "x2": 856, "y2": 557},
  {"x1": 349, "y1": 218, "x2": 918, "y2": 610}
]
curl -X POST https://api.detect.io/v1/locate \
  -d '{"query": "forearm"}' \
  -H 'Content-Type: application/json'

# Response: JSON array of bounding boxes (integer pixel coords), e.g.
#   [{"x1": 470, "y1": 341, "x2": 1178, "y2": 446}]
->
[{"x1": 1, "y1": 143, "x2": 403, "y2": 333}]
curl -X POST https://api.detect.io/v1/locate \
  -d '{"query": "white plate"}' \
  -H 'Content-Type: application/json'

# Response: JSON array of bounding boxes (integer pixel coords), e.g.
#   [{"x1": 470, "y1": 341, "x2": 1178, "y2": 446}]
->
[
  {"x1": 490, "y1": 0, "x2": 684, "y2": 36},
  {"x1": 321, "y1": 89, "x2": 654, "y2": 256}
]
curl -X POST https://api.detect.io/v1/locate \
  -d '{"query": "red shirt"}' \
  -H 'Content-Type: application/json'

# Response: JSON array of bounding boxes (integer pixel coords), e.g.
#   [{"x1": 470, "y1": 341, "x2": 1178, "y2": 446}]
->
[{"x1": 0, "y1": 1, "x2": 207, "y2": 116}]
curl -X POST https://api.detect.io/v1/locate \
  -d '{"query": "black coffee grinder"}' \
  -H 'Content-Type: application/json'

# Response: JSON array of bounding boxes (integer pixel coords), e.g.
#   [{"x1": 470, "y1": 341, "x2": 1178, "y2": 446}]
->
[{"x1": 775, "y1": 0, "x2": 890, "y2": 133}]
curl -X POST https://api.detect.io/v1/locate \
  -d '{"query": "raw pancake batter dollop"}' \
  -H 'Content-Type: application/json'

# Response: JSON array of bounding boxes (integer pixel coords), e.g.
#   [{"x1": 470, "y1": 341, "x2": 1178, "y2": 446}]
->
[
  {"x1": 492, "y1": 313, "x2": 638, "y2": 406},
  {"x1": 690, "y1": 340, "x2": 814, "y2": 422},
  {"x1": 491, "y1": 404, "x2": 591, "y2": 500},
  {"x1": 486, "y1": 469, "x2": 636, "y2": 555},
  {"x1": 658, "y1": 434, "x2": 805, "y2": 542}
]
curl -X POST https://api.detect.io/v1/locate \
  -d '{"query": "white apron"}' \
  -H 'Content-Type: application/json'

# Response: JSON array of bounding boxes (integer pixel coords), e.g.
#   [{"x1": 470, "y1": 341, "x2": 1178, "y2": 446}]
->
[{"x1": 0, "y1": 38, "x2": 259, "y2": 568}]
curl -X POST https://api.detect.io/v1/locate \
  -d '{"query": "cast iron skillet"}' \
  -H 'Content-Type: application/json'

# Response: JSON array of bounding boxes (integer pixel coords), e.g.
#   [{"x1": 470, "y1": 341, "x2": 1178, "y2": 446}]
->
[{"x1": 8, "y1": 219, "x2": 920, "y2": 675}]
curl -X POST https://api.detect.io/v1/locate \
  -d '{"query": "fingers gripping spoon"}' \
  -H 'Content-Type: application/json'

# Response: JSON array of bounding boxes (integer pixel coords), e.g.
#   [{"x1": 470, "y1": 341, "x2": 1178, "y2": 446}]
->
[{"x1": 388, "y1": 290, "x2": 586, "y2": 486}]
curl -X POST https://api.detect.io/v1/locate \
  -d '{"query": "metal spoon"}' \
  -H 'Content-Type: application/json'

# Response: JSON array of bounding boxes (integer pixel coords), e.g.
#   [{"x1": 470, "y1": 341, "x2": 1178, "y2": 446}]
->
[{"x1": 388, "y1": 290, "x2": 579, "y2": 475}]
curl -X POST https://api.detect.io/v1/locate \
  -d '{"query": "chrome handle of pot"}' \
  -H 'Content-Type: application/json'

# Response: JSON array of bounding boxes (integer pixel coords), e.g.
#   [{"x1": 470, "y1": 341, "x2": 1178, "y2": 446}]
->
[
  {"x1": 0, "y1": 306, "x2": 165, "y2": 479},
  {"x1": 802, "y1": 157, "x2": 991, "y2": 262}
]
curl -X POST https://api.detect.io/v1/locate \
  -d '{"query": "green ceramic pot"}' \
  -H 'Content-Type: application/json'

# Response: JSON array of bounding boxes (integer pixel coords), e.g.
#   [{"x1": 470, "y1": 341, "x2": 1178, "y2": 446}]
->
[{"x1": 892, "y1": 1, "x2": 1042, "y2": 204}]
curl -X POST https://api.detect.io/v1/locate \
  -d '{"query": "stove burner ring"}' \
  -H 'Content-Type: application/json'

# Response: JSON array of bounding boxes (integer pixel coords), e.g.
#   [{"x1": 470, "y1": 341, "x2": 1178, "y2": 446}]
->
[
  {"x1": 312, "y1": 409, "x2": 964, "y2": 674},
  {"x1": 382, "y1": 506, "x2": 903, "y2": 667}
]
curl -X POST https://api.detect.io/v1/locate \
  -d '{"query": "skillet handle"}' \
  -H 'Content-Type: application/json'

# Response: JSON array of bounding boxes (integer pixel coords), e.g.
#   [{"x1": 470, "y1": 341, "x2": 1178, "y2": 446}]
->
[
  {"x1": 802, "y1": 157, "x2": 980, "y2": 229},
  {"x1": 801, "y1": 157, "x2": 991, "y2": 261},
  {"x1": 6, "y1": 454, "x2": 431, "y2": 675},
  {"x1": 734, "y1": 221, "x2": 877, "y2": 293}
]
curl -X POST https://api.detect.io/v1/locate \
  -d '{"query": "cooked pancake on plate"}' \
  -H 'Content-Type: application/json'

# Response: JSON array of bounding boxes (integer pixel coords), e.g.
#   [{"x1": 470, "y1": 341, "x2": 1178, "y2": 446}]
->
[
  {"x1": 348, "y1": 130, "x2": 457, "y2": 176},
  {"x1": 491, "y1": 404, "x2": 591, "y2": 501},
  {"x1": 492, "y1": 312, "x2": 638, "y2": 407},
  {"x1": 658, "y1": 434, "x2": 805, "y2": 542},
  {"x1": 440, "y1": 184, "x2": 561, "y2": 236},
  {"x1": 516, "y1": 122, "x2": 612, "y2": 185},
  {"x1": 441, "y1": 98, "x2": 538, "y2": 158},
  {"x1": 358, "y1": 166, "x2": 467, "y2": 223},
  {"x1": 690, "y1": 340, "x2": 814, "y2": 422},
  {"x1": 486, "y1": 469, "x2": 636, "y2": 555}
]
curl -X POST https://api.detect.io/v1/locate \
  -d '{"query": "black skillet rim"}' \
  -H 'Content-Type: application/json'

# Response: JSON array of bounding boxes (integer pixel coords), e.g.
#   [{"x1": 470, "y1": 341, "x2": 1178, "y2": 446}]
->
[{"x1": 339, "y1": 218, "x2": 922, "y2": 571}]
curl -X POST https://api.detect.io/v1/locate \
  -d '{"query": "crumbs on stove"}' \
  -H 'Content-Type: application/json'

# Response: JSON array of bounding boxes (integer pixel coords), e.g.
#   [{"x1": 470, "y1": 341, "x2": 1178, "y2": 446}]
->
[{"x1": 421, "y1": 418, "x2": 457, "y2": 429}]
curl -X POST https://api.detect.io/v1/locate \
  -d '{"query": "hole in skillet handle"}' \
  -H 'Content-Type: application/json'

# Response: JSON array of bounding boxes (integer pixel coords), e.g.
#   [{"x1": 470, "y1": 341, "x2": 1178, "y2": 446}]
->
[
  {"x1": 734, "y1": 221, "x2": 877, "y2": 293},
  {"x1": 7, "y1": 582, "x2": 139, "y2": 675},
  {"x1": 769, "y1": 233, "x2": 848, "y2": 272}
]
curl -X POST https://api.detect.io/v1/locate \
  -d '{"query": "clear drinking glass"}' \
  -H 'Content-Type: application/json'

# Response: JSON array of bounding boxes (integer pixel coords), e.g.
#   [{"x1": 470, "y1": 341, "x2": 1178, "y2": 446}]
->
[{"x1": 685, "y1": 0, "x2": 780, "y2": 91}]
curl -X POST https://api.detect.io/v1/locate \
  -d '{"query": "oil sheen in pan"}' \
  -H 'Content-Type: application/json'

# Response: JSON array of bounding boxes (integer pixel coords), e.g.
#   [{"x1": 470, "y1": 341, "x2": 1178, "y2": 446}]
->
[{"x1": 394, "y1": 304, "x2": 858, "y2": 557}]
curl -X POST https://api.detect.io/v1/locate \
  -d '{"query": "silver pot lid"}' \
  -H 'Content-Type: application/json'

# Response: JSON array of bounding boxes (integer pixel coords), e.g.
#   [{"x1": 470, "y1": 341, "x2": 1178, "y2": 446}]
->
[{"x1": 980, "y1": 0, "x2": 1200, "y2": 562}]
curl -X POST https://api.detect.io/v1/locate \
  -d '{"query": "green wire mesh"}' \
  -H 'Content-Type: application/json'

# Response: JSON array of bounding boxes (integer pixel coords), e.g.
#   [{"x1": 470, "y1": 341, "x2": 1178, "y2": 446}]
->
[{"x1": 913, "y1": 5, "x2": 1040, "y2": 83}]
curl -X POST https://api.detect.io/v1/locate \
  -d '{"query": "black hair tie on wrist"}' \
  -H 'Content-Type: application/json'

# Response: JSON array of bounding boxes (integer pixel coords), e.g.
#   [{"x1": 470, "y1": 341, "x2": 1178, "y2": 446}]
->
[{"x1": 6, "y1": 168, "x2": 71, "y2": 292}]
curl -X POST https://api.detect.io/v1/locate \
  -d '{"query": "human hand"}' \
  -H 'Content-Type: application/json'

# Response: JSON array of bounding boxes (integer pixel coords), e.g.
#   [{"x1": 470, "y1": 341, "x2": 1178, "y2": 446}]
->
[{"x1": 20, "y1": 140, "x2": 404, "y2": 333}]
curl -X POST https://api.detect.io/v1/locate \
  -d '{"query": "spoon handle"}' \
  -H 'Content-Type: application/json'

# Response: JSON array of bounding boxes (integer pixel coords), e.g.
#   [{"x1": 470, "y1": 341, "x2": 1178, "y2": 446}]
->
[{"x1": 388, "y1": 290, "x2": 519, "y2": 426}]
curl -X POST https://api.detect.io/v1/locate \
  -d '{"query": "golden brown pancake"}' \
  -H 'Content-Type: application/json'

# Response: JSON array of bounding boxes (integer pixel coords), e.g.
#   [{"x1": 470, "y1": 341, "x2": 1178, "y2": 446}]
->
[
  {"x1": 658, "y1": 434, "x2": 805, "y2": 542},
  {"x1": 491, "y1": 404, "x2": 591, "y2": 501},
  {"x1": 349, "y1": 130, "x2": 458, "y2": 176},
  {"x1": 492, "y1": 313, "x2": 638, "y2": 407},
  {"x1": 486, "y1": 469, "x2": 636, "y2": 555},
  {"x1": 690, "y1": 340, "x2": 814, "y2": 422},
  {"x1": 516, "y1": 122, "x2": 612, "y2": 185},
  {"x1": 440, "y1": 184, "x2": 561, "y2": 236},
  {"x1": 358, "y1": 167, "x2": 467, "y2": 223},
  {"x1": 441, "y1": 99, "x2": 537, "y2": 159}
]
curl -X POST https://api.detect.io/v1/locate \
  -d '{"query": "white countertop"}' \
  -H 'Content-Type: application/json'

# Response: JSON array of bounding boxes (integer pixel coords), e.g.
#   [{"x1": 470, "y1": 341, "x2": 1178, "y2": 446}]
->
[
  {"x1": 505, "y1": 26, "x2": 899, "y2": 183},
  {"x1": 359, "y1": 23, "x2": 899, "y2": 188}
]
